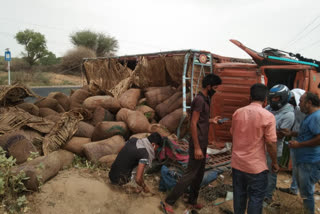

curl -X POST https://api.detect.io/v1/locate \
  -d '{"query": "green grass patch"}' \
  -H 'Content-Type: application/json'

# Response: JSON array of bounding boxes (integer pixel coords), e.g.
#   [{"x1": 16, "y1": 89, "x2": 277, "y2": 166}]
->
[{"x1": 0, "y1": 147, "x2": 29, "y2": 213}]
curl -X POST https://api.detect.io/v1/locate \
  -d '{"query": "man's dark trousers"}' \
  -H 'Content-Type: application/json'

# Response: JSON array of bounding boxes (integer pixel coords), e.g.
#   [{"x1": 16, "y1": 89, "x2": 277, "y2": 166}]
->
[
  {"x1": 165, "y1": 148, "x2": 206, "y2": 205},
  {"x1": 232, "y1": 168, "x2": 268, "y2": 214}
]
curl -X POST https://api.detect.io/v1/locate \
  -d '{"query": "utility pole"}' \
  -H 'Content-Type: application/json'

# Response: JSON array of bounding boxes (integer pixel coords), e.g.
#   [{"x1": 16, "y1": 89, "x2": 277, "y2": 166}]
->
[{"x1": 5, "y1": 48, "x2": 11, "y2": 85}]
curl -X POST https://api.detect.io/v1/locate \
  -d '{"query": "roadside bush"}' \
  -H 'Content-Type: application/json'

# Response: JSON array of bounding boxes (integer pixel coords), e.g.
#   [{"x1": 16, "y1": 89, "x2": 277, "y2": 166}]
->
[
  {"x1": 10, "y1": 58, "x2": 30, "y2": 71},
  {"x1": 0, "y1": 56, "x2": 5, "y2": 71},
  {"x1": 0, "y1": 57, "x2": 30, "y2": 72},
  {"x1": 60, "y1": 46, "x2": 96, "y2": 75},
  {"x1": 0, "y1": 147, "x2": 29, "y2": 213}
]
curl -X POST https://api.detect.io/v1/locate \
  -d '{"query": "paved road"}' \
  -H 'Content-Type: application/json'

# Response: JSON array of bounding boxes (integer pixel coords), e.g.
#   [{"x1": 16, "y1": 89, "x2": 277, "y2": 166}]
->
[{"x1": 25, "y1": 86, "x2": 81, "y2": 102}]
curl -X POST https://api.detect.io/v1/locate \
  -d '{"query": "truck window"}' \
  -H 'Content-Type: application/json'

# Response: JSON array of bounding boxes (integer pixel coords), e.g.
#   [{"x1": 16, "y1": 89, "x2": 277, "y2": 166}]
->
[{"x1": 264, "y1": 69, "x2": 297, "y2": 89}]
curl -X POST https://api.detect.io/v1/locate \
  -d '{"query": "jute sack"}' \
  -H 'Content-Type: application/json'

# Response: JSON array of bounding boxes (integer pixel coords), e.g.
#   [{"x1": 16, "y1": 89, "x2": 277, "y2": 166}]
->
[
  {"x1": 118, "y1": 88, "x2": 141, "y2": 110},
  {"x1": 164, "y1": 55, "x2": 186, "y2": 85},
  {"x1": 155, "y1": 91, "x2": 183, "y2": 118},
  {"x1": 74, "y1": 121, "x2": 95, "y2": 138},
  {"x1": 127, "y1": 110, "x2": 151, "y2": 133},
  {"x1": 91, "y1": 121, "x2": 128, "y2": 141},
  {"x1": 0, "y1": 132, "x2": 24, "y2": 150},
  {"x1": 104, "y1": 109, "x2": 115, "y2": 121},
  {"x1": 7, "y1": 138, "x2": 37, "y2": 164},
  {"x1": 0, "y1": 107, "x2": 54, "y2": 135},
  {"x1": 81, "y1": 85, "x2": 89, "y2": 91},
  {"x1": 72, "y1": 108, "x2": 93, "y2": 121},
  {"x1": 90, "y1": 107, "x2": 105, "y2": 126},
  {"x1": 48, "y1": 92, "x2": 71, "y2": 111},
  {"x1": 19, "y1": 129, "x2": 43, "y2": 142},
  {"x1": 39, "y1": 108, "x2": 59, "y2": 117},
  {"x1": 62, "y1": 137, "x2": 91, "y2": 156},
  {"x1": 45, "y1": 114, "x2": 61, "y2": 123},
  {"x1": 0, "y1": 132, "x2": 37, "y2": 163},
  {"x1": 0, "y1": 128, "x2": 43, "y2": 154},
  {"x1": 98, "y1": 154, "x2": 117, "y2": 168},
  {"x1": 116, "y1": 108, "x2": 129, "y2": 122},
  {"x1": 129, "y1": 133, "x2": 150, "y2": 139},
  {"x1": 148, "y1": 124, "x2": 171, "y2": 137},
  {"x1": 83, "y1": 135, "x2": 125, "y2": 163},
  {"x1": 83, "y1": 96, "x2": 121, "y2": 113},
  {"x1": 18, "y1": 129, "x2": 44, "y2": 154},
  {"x1": 159, "y1": 108, "x2": 184, "y2": 133},
  {"x1": 90, "y1": 107, "x2": 115, "y2": 126},
  {"x1": 11, "y1": 150, "x2": 74, "y2": 191},
  {"x1": 34, "y1": 97, "x2": 65, "y2": 113},
  {"x1": 42, "y1": 111, "x2": 83, "y2": 155},
  {"x1": 145, "y1": 86, "x2": 176, "y2": 108},
  {"x1": 132, "y1": 56, "x2": 167, "y2": 88},
  {"x1": 138, "y1": 98, "x2": 147, "y2": 106},
  {"x1": 110, "y1": 76, "x2": 133, "y2": 98},
  {"x1": 88, "y1": 80, "x2": 106, "y2": 96},
  {"x1": 117, "y1": 108, "x2": 150, "y2": 133},
  {"x1": 16, "y1": 103, "x2": 39, "y2": 116},
  {"x1": 70, "y1": 89, "x2": 91, "y2": 109},
  {"x1": 150, "y1": 118, "x2": 157, "y2": 124},
  {"x1": 136, "y1": 105, "x2": 155, "y2": 122}
]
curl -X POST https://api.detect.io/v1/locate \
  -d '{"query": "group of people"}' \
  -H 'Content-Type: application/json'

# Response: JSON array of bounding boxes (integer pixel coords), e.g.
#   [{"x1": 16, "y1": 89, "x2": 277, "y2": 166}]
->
[
  {"x1": 108, "y1": 73, "x2": 320, "y2": 214},
  {"x1": 231, "y1": 83, "x2": 320, "y2": 214}
]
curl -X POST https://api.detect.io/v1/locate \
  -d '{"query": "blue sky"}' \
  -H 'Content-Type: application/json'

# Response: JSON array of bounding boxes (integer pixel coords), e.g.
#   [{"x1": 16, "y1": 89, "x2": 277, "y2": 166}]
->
[{"x1": 1, "y1": 0, "x2": 320, "y2": 60}]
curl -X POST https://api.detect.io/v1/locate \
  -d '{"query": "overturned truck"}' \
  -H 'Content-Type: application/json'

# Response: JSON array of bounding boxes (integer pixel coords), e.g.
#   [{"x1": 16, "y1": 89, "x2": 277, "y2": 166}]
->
[
  {"x1": 82, "y1": 40, "x2": 320, "y2": 148},
  {"x1": 1, "y1": 39, "x2": 319, "y2": 192}
]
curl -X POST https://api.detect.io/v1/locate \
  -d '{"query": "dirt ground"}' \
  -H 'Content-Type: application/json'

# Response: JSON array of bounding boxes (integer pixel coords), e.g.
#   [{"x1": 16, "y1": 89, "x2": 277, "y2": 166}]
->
[
  {"x1": 19, "y1": 167, "x2": 320, "y2": 214},
  {"x1": 25, "y1": 168, "x2": 189, "y2": 214}
]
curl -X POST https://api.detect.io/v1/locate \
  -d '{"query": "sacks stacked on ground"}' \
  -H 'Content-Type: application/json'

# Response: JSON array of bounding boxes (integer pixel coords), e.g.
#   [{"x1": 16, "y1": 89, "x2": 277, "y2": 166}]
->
[
  {"x1": 0, "y1": 83, "x2": 190, "y2": 191},
  {"x1": 147, "y1": 87, "x2": 189, "y2": 134}
]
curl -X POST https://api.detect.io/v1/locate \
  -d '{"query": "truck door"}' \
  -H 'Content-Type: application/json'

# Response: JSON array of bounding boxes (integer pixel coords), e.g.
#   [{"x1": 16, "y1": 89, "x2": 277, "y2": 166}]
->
[{"x1": 209, "y1": 63, "x2": 260, "y2": 148}]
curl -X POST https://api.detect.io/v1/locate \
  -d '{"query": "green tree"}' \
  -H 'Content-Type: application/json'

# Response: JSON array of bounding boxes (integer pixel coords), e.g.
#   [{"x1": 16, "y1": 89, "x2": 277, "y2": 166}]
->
[
  {"x1": 70, "y1": 30, "x2": 119, "y2": 57},
  {"x1": 15, "y1": 29, "x2": 49, "y2": 66},
  {"x1": 39, "y1": 51, "x2": 60, "y2": 65}
]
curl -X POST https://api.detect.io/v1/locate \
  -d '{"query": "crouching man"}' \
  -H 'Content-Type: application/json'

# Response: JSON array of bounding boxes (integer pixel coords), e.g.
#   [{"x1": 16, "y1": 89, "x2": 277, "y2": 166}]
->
[{"x1": 109, "y1": 132, "x2": 163, "y2": 193}]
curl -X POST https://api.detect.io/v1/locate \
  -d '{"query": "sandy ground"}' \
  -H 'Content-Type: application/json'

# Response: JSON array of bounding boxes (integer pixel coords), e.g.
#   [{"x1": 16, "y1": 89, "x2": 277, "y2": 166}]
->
[
  {"x1": 19, "y1": 167, "x2": 320, "y2": 214},
  {"x1": 25, "y1": 168, "x2": 189, "y2": 214}
]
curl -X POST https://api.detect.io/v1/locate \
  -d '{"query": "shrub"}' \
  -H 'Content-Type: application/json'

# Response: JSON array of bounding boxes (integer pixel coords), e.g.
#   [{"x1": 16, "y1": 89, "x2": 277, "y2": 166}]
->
[
  {"x1": 0, "y1": 56, "x2": 5, "y2": 71},
  {"x1": 10, "y1": 58, "x2": 30, "y2": 71},
  {"x1": 60, "y1": 46, "x2": 96, "y2": 75},
  {"x1": 0, "y1": 147, "x2": 29, "y2": 213}
]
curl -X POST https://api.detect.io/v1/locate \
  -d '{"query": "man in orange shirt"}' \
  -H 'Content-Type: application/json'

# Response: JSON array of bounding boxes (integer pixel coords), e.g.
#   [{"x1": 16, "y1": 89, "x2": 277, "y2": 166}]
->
[{"x1": 230, "y1": 83, "x2": 279, "y2": 214}]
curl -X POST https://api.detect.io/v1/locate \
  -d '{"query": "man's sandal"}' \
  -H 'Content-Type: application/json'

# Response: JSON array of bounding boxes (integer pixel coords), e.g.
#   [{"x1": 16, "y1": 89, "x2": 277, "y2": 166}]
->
[{"x1": 160, "y1": 201, "x2": 174, "y2": 214}]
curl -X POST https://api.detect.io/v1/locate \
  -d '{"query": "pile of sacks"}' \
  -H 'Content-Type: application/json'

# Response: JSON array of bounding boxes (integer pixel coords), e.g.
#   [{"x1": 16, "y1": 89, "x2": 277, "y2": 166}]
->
[{"x1": 0, "y1": 83, "x2": 190, "y2": 191}]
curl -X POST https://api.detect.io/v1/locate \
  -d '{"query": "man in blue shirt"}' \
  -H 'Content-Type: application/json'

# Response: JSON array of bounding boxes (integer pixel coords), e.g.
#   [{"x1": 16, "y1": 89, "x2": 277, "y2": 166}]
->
[{"x1": 285, "y1": 92, "x2": 320, "y2": 214}]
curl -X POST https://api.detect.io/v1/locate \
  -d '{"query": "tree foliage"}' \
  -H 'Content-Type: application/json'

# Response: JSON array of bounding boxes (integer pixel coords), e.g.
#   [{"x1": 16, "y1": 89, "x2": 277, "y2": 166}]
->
[
  {"x1": 15, "y1": 29, "x2": 49, "y2": 66},
  {"x1": 39, "y1": 51, "x2": 60, "y2": 65},
  {"x1": 70, "y1": 30, "x2": 118, "y2": 57}
]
